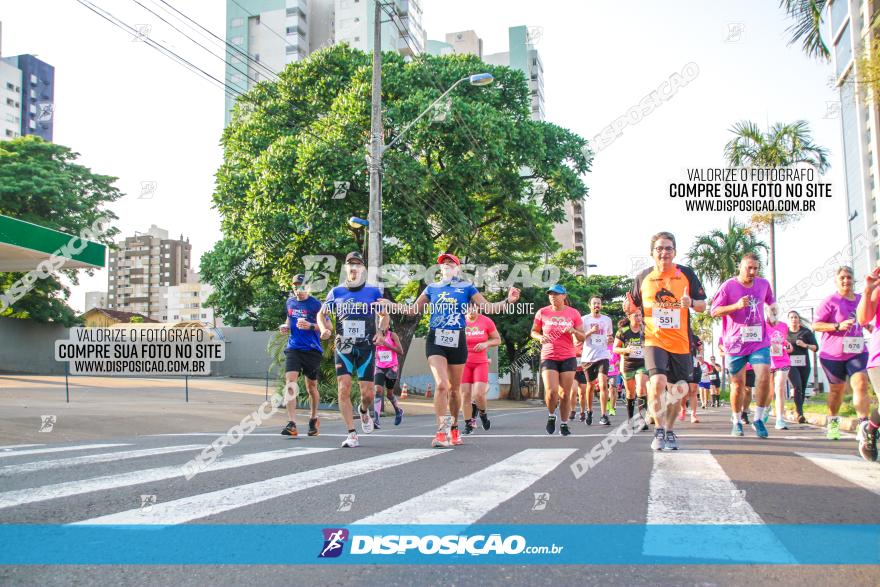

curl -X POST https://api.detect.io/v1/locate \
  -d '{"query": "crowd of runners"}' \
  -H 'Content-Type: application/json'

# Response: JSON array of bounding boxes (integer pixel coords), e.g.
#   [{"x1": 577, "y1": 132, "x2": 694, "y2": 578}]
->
[{"x1": 277, "y1": 232, "x2": 880, "y2": 463}]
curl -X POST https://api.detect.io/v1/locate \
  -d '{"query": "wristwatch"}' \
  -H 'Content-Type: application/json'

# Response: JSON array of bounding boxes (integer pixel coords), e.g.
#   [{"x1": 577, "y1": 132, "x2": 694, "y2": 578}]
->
[{"x1": 834, "y1": 322, "x2": 840, "y2": 332}]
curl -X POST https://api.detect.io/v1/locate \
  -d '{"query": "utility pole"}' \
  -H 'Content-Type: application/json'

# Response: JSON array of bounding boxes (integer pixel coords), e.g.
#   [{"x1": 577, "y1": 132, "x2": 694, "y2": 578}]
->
[{"x1": 368, "y1": 0, "x2": 383, "y2": 276}]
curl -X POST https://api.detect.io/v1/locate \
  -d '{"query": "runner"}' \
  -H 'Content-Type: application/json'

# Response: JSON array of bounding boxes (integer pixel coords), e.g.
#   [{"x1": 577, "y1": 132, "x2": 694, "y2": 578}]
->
[
  {"x1": 743, "y1": 363, "x2": 754, "y2": 424},
  {"x1": 613, "y1": 310, "x2": 650, "y2": 430},
  {"x1": 856, "y1": 263, "x2": 880, "y2": 461},
  {"x1": 372, "y1": 315, "x2": 404, "y2": 429},
  {"x1": 580, "y1": 297, "x2": 614, "y2": 426},
  {"x1": 532, "y1": 284, "x2": 585, "y2": 436},
  {"x1": 706, "y1": 355, "x2": 722, "y2": 407},
  {"x1": 786, "y1": 310, "x2": 818, "y2": 424},
  {"x1": 766, "y1": 304, "x2": 793, "y2": 430},
  {"x1": 711, "y1": 253, "x2": 775, "y2": 438},
  {"x1": 572, "y1": 336, "x2": 589, "y2": 423},
  {"x1": 462, "y1": 306, "x2": 500, "y2": 434},
  {"x1": 607, "y1": 345, "x2": 620, "y2": 417},
  {"x1": 317, "y1": 252, "x2": 386, "y2": 448},
  {"x1": 624, "y1": 231, "x2": 707, "y2": 451},
  {"x1": 813, "y1": 266, "x2": 870, "y2": 441},
  {"x1": 384, "y1": 253, "x2": 519, "y2": 448},
  {"x1": 278, "y1": 274, "x2": 322, "y2": 438},
  {"x1": 680, "y1": 336, "x2": 701, "y2": 423}
]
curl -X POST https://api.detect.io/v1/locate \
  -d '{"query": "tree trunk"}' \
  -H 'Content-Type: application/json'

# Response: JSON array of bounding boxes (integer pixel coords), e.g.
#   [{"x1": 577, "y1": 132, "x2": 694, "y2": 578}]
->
[{"x1": 769, "y1": 217, "x2": 777, "y2": 294}]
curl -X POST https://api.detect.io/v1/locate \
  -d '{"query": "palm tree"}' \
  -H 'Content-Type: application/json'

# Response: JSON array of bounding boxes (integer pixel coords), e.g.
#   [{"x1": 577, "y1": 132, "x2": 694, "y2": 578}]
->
[
  {"x1": 723, "y1": 120, "x2": 830, "y2": 292},
  {"x1": 779, "y1": 0, "x2": 829, "y2": 60},
  {"x1": 687, "y1": 218, "x2": 769, "y2": 288}
]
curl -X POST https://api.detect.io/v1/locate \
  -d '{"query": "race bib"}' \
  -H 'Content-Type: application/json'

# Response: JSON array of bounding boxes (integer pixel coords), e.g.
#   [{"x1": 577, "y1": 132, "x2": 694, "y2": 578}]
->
[
  {"x1": 741, "y1": 325, "x2": 762, "y2": 343},
  {"x1": 843, "y1": 336, "x2": 864, "y2": 354},
  {"x1": 770, "y1": 343, "x2": 783, "y2": 357},
  {"x1": 654, "y1": 307, "x2": 680, "y2": 329},
  {"x1": 701, "y1": 373, "x2": 711, "y2": 383},
  {"x1": 342, "y1": 319, "x2": 365, "y2": 338},
  {"x1": 693, "y1": 356, "x2": 699, "y2": 368},
  {"x1": 377, "y1": 350, "x2": 393, "y2": 363},
  {"x1": 435, "y1": 329, "x2": 460, "y2": 348},
  {"x1": 790, "y1": 355, "x2": 806, "y2": 367},
  {"x1": 629, "y1": 346, "x2": 643, "y2": 359},
  {"x1": 590, "y1": 334, "x2": 606, "y2": 347}
]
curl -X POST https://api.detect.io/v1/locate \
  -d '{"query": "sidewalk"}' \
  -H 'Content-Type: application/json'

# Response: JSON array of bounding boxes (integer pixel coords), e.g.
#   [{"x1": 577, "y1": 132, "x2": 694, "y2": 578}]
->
[{"x1": 0, "y1": 375, "x2": 532, "y2": 444}]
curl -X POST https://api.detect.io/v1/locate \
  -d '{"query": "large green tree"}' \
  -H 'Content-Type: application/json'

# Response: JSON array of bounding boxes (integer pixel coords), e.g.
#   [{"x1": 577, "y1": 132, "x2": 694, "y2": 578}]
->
[
  {"x1": 686, "y1": 218, "x2": 769, "y2": 288},
  {"x1": 0, "y1": 137, "x2": 120, "y2": 325},
  {"x1": 204, "y1": 45, "x2": 592, "y2": 381},
  {"x1": 723, "y1": 120, "x2": 830, "y2": 292}
]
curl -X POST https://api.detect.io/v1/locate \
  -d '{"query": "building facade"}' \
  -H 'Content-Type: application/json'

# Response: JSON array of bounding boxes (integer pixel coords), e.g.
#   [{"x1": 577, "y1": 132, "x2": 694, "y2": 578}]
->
[
  {"x1": 84, "y1": 291, "x2": 107, "y2": 312},
  {"x1": 0, "y1": 54, "x2": 54, "y2": 142},
  {"x1": 828, "y1": 0, "x2": 880, "y2": 278},
  {"x1": 0, "y1": 58, "x2": 21, "y2": 140},
  {"x1": 224, "y1": 0, "x2": 425, "y2": 124},
  {"x1": 107, "y1": 225, "x2": 192, "y2": 320}
]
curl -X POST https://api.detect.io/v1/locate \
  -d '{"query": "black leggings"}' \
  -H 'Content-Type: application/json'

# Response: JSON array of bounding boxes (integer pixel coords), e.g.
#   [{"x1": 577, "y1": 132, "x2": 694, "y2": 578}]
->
[{"x1": 787, "y1": 364, "x2": 811, "y2": 416}]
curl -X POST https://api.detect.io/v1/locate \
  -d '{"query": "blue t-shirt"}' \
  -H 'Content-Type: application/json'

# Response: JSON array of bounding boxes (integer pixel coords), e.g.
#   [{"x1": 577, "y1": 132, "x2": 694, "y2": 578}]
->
[
  {"x1": 421, "y1": 279, "x2": 479, "y2": 330},
  {"x1": 285, "y1": 296, "x2": 323, "y2": 353},
  {"x1": 323, "y1": 284, "x2": 384, "y2": 341}
]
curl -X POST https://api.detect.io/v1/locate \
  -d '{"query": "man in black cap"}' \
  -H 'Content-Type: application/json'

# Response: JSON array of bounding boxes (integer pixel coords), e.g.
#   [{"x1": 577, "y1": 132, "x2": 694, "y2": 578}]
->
[
  {"x1": 317, "y1": 251, "x2": 388, "y2": 448},
  {"x1": 278, "y1": 274, "x2": 323, "y2": 437}
]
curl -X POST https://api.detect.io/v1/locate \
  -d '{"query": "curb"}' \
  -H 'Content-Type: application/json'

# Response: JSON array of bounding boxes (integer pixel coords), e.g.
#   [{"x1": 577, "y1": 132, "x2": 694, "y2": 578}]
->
[{"x1": 784, "y1": 409, "x2": 858, "y2": 432}]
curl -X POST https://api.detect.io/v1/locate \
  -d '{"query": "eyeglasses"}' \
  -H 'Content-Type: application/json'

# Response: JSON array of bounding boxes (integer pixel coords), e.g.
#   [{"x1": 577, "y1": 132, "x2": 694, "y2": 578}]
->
[{"x1": 653, "y1": 246, "x2": 675, "y2": 253}]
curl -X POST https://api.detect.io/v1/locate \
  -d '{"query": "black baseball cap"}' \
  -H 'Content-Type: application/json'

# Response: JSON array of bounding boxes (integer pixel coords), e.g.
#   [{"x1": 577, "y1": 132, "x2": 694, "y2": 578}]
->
[
  {"x1": 344, "y1": 251, "x2": 365, "y2": 265},
  {"x1": 293, "y1": 274, "x2": 305, "y2": 285}
]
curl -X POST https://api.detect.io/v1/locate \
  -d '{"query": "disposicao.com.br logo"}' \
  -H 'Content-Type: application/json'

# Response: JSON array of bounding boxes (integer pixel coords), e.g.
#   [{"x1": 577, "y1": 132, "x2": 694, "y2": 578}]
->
[{"x1": 318, "y1": 528, "x2": 563, "y2": 557}]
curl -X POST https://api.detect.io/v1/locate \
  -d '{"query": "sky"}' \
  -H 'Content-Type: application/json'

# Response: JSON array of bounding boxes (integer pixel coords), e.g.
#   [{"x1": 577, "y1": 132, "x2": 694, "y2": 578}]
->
[{"x1": 1, "y1": 0, "x2": 848, "y2": 316}]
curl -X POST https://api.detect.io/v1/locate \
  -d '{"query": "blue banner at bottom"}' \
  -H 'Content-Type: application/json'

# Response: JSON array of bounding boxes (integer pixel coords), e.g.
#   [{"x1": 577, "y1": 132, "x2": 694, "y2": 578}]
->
[{"x1": 0, "y1": 524, "x2": 877, "y2": 565}]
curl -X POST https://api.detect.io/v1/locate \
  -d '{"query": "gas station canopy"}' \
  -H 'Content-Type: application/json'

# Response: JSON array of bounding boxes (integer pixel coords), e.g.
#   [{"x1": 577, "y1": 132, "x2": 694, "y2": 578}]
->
[{"x1": 0, "y1": 214, "x2": 106, "y2": 272}]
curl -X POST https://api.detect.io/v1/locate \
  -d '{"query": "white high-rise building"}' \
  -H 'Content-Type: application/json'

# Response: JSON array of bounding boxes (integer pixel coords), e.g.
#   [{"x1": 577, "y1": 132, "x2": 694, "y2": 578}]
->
[
  {"x1": 0, "y1": 57, "x2": 21, "y2": 140},
  {"x1": 225, "y1": 0, "x2": 425, "y2": 125},
  {"x1": 84, "y1": 291, "x2": 107, "y2": 311}
]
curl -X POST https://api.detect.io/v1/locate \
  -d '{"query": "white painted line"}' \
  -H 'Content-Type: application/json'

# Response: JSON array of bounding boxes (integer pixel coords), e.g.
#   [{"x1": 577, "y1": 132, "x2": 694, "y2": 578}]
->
[
  {"x1": 0, "y1": 444, "x2": 130, "y2": 459},
  {"x1": 643, "y1": 450, "x2": 795, "y2": 563},
  {"x1": 0, "y1": 447, "x2": 332, "y2": 510},
  {"x1": 0, "y1": 444, "x2": 44, "y2": 451},
  {"x1": 353, "y1": 448, "x2": 577, "y2": 524},
  {"x1": 0, "y1": 445, "x2": 204, "y2": 477},
  {"x1": 797, "y1": 452, "x2": 880, "y2": 496},
  {"x1": 76, "y1": 449, "x2": 441, "y2": 525}
]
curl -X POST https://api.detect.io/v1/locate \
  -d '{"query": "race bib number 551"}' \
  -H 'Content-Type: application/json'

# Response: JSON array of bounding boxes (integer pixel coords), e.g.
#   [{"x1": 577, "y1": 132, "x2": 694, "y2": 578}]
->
[{"x1": 654, "y1": 308, "x2": 680, "y2": 330}]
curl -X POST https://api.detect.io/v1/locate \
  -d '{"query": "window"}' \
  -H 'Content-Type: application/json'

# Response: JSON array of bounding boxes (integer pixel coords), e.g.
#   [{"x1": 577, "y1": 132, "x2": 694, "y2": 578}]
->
[
  {"x1": 29, "y1": 74, "x2": 37, "y2": 85},
  {"x1": 231, "y1": 17, "x2": 244, "y2": 27},
  {"x1": 285, "y1": 45, "x2": 298, "y2": 54},
  {"x1": 4, "y1": 129, "x2": 12, "y2": 137},
  {"x1": 5, "y1": 98, "x2": 12, "y2": 106},
  {"x1": 201, "y1": 313, "x2": 207, "y2": 319},
  {"x1": 5, "y1": 82, "x2": 12, "y2": 90},
  {"x1": 232, "y1": 36, "x2": 244, "y2": 46}
]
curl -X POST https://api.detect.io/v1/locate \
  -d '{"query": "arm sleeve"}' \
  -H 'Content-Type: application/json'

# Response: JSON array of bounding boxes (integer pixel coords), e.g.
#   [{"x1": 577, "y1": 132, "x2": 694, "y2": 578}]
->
[
  {"x1": 813, "y1": 298, "x2": 833, "y2": 324},
  {"x1": 806, "y1": 329, "x2": 818, "y2": 346},
  {"x1": 765, "y1": 281, "x2": 776, "y2": 305},
  {"x1": 532, "y1": 309, "x2": 543, "y2": 332},
  {"x1": 684, "y1": 266, "x2": 707, "y2": 301},
  {"x1": 573, "y1": 312, "x2": 583, "y2": 330},
  {"x1": 486, "y1": 316, "x2": 497, "y2": 334},
  {"x1": 322, "y1": 289, "x2": 336, "y2": 313},
  {"x1": 710, "y1": 281, "x2": 729, "y2": 313},
  {"x1": 630, "y1": 272, "x2": 644, "y2": 309}
]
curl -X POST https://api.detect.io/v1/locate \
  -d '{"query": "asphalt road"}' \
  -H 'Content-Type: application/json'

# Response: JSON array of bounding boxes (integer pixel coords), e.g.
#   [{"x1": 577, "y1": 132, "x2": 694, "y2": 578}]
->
[{"x1": 0, "y1": 400, "x2": 878, "y2": 586}]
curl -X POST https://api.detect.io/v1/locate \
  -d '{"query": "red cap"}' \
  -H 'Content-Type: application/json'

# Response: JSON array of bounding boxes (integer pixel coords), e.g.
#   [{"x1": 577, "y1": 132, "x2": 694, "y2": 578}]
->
[{"x1": 437, "y1": 253, "x2": 460, "y2": 266}]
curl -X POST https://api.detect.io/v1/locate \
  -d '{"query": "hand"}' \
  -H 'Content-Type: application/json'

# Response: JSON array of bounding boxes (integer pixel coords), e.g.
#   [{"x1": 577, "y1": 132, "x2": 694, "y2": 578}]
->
[
  {"x1": 737, "y1": 296, "x2": 750, "y2": 310},
  {"x1": 540, "y1": 334, "x2": 554, "y2": 345},
  {"x1": 623, "y1": 292, "x2": 635, "y2": 314},
  {"x1": 839, "y1": 318, "x2": 855, "y2": 331},
  {"x1": 296, "y1": 318, "x2": 311, "y2": 330},
  {"x1": 473, "y1": 342, "x2": 488, "y2": 352},
  {"x1": 680, "y1": 294, "x2": 692, "y2": 308},
  {"x1": 589, "y1": 324, "x2": 600, "y2": 335},
  {"x1": 506, "y1": 287, "x2": 521, "y2": 304},
  {"x1": 563, "y1": 326, "x2": 574, "y2": 334},
  {"x1": 320, "y1": 329, "x2": 332, "y2": 341},
  {"x1": 372, "y1": 333, "x2": 384, "y2": 345},
  {"x1": 278, "y1": 324, "x2": 290, "y2": 334},
  {"x1": 866, "y1": 268, "x2": 880, "y2": 292},
  {"x1": 796, "y1": 339, "x2": 807, "y2": 348}
]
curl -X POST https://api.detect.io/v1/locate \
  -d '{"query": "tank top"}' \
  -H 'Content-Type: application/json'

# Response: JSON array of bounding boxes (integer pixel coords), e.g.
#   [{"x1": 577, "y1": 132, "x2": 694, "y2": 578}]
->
[{"x1": 375, "y1": 331, "x2": 398, "y2": 369}]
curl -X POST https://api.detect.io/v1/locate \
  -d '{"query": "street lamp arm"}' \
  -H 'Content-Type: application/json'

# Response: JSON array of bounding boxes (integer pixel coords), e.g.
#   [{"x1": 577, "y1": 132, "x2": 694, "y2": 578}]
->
[{"x1": 382, "y1": 77, "x2": 469, "y2": 153}]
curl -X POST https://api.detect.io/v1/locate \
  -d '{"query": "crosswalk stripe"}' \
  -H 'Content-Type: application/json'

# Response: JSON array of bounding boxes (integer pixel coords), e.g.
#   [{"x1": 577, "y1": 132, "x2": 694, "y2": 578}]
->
[
  {"x1": 0, "y1": 444, "x2": 44, "y2": 451},
  {"x1": 644, "y1": 450, "x2": 795, "y2": 562},
  {"x1": 0, "y1": 447, "x2": 333, "y2": 510},
  {"x1": 75, "y1": 449, "x2": 442, "y2": 525},
  {"x1": 0, "y1": 445, "x2": 205, "y2": 477},
  {"x1": 0, "y1": 444, "x2": 130, "y2": 459},
  {"x1": 797, "y1": 452, "x2": 880, "y2": 496},
  {"x1": 353, "y1": 448, "x2": 577, "y2": 525}
]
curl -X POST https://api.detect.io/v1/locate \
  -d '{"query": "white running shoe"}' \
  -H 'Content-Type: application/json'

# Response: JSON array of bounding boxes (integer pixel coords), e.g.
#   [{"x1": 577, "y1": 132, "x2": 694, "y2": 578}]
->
[
  {"x1": 360, "y1": 407, "x2": 374, "y2": 434},
  {"x1": 341, "y1": 431, "x2": 359, "y2": 448}
]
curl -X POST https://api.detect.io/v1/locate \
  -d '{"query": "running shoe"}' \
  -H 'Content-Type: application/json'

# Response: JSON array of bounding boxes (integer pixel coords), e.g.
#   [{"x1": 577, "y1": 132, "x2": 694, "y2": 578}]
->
[
  {"x1": 394, "y1": 407, "x2": 404, "y2": 426},
  {"x1": 307, "y1": 417, "x2": 320, "y2": 437},
  {"x1": 586, "y1": 411, "x2": 593, "y2": 426},
  {"x1": 641, "y1": 420, "x2": 650, "y2": 432},
  {"x1": 479, "y1": 411, "x2": 491, "y2": 430},
  {"x1": 432, "y1": 430, "x2": 452, "y2": 448},
  {"x1": 560, "y1": 422, "x2": 571, "y2": 436},
  {"x1": 752, "y1": 419, "x2": 769, "y2": 438},
  {"x1": 464, "y1": 418, "x2": 474, "y2": 435},
  {"x1": 569, "y1": 410, "x2": 576, "y2": 420},
  {"x1": 678, "y1": 409, "x2": 686, "y2": 422},
  {"x1": 599, "y1": 414, "x2": 611, "y2": 426},
  {"x1": 450, "y1": 427, "x2": 463, "y2": 446},
  {"x1": 741, "y1": 411, "x2": 750, "y2": 425},
  {"x1": 857, "y1": 420, "x2": 878, "y2": 462},
  {"x1": 341, "y1": 431, "x2": 359, "y2": 448},
  {"x1": 359, "y1": 407, "x2": 374, "y2": 434},
  {"x1": 762, "y1": 411, "x2": 770, "y2": 424},
  {"x1": 774, "y1": 419, "x2": 788, "y2": 431},
  {"x1": 579, "y1": 411, "x2": 586, "y2": 423},
  {"x1": 691, "y1": 415, "x2": 700, "y2": 424},
  {"x1": 651, "y1": 427, "x2": 666, "y2": 450},
  {"x1": 798, "y1": 415, "x2": 807, "y2": 424},
  {"x1": 546, "y1": 415, "x2": 557, "y2": 435},
  {"x1": 372, "y1": 412, "x2": 381, "y2": 430},
  {"x1": 827, "y1": 418, "x2": 841, "y2": 440},
  {"x1": 731, "y1": 421, "x2": 744, "y2": 437},
  {"x1": 281, "y1": 421, "x2": 298, "y2": 437},
  {"x1": 472, "y1": 402, "x2": 479, "y2": 420},
  {"x1": 609, "y1": 405, "x2": 617, "y2": 417},
  {"x1": 665, "y1": 430, "x2": 678, "y2": 450}
]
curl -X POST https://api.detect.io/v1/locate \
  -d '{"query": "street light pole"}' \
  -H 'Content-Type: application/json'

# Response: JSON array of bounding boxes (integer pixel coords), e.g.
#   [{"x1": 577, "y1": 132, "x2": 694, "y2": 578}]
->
[{"x1": 368, "y1": 0, "x2": 384, "y2": 276}]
